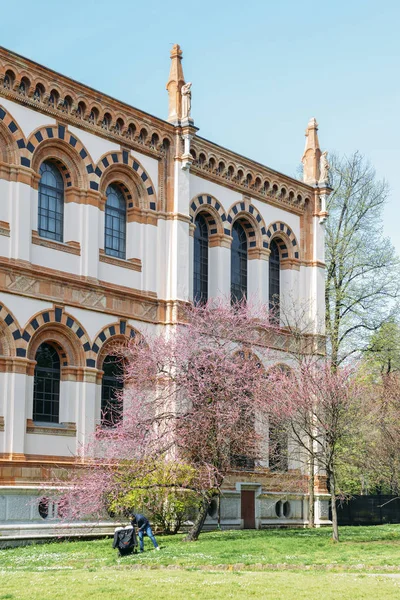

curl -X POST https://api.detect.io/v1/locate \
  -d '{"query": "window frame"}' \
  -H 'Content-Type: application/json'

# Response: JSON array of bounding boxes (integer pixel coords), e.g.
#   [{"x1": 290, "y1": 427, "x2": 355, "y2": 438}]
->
[
  {"x1": 193, "y1": 213, "x2": 209, "y2": 304},
  {"x1": 33, "y1": 342, "x2": 61, "y2": 424},
  {"x1": 104, "y1": 184, "x2": 127, "y2": 260},
  {"x1": 38, "y1": 161, "x2": 64, "y2": 242},
  {"x1": 231, "y1": 221, "x2": 248, "y2": 304}
]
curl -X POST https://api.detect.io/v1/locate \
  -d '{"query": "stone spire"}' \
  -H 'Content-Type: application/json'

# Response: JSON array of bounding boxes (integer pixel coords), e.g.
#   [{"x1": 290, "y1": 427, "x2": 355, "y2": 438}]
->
[
  {"x1": 166, "y1": 44, "x2": 185, "y2": 123},
  {"x1": 302, "y1": 117, "x2": 321, "y2": 186}
]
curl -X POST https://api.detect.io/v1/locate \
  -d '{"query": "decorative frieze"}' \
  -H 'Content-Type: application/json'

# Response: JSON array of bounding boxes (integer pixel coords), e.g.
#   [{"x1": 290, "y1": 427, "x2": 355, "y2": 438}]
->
[{"x1": 0, "y1": 48, "x2": 175, "y2": 162}]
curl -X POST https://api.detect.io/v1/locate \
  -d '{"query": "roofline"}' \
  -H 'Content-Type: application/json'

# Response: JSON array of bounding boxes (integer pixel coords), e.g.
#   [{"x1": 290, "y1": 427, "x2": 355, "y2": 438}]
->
[{"x1": 0, "y1": 45, "x2": 173, "y2": 130}]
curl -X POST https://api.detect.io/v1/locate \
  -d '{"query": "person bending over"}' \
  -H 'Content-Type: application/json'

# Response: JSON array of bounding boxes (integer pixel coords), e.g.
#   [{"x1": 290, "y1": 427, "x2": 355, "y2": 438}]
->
[{"x1": 130, "y1": 512, "x2": 160, "y2": 552}]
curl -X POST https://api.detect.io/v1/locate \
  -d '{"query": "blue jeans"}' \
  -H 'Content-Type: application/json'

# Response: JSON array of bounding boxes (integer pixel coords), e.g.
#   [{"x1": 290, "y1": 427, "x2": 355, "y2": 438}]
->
[{"x1": 138, "y1": 524, "x2": 158, "y2": 551}]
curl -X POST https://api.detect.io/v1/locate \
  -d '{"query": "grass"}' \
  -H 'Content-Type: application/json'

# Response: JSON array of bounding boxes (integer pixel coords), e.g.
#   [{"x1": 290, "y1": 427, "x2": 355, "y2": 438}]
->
[{"x1": 1, "y1": 526, "x2": 400, "y2": 599}]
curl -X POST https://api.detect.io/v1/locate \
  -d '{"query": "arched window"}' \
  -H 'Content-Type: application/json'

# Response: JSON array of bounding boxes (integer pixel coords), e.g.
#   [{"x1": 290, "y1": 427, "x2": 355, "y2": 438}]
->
[
  {"x1": 105, "y1": 184, "x2": 126, "y2": 259},
  {"x1": 231, "y1": 221, "x2": 247, "y2": 303},
  {"x1": 38, "y1": 161, "x2": 64, "y2": 242},
  {"x1": 269, "y1": 240, "x2": 280, "y2": 317},
  {"x1": 33, "y1": 343, "x2": 60, "y2": 423},
  {"x1": 101, "y1": 355, "x2": 124, "y2": 426},
  {"x1": 193, "y1": 213, "x2": 208, "y2": 304}
]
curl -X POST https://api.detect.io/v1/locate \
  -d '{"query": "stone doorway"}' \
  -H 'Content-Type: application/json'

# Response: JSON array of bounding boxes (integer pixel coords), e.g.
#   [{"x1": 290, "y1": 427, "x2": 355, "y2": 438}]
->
[{"x1": 241, "y1": 490, "x2": 255, "y2": 528}]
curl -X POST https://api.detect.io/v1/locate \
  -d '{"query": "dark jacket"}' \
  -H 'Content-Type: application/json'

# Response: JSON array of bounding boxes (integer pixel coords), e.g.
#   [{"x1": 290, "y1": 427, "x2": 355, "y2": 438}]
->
[{"x1": 131, "y1": 513, "x2": 149, "y2": 532}]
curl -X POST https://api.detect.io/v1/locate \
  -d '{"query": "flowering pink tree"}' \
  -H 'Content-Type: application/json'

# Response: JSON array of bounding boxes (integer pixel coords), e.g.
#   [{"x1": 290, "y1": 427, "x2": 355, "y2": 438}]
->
[
  {"x1": 267, "y1": 360, "x2": 365, "y2": 542},
  {"x1": 57, "y1": 300, "x2": 275, "y2": 541}
]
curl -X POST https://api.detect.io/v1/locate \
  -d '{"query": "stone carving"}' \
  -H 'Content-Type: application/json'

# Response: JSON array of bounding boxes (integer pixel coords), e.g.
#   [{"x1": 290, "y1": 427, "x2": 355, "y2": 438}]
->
[
  {"x1": 77, "y1": 291, "x2": 106, "y2": 309},
  {"x1": 181, "y1": 82, "x2": 192, "y2": 119},
  {"x1": 7, "y1": 274, "x2": 37, "y2": 294},
  {"x1": 319, "y1": 151, "x2": 329, "y2": 184}
]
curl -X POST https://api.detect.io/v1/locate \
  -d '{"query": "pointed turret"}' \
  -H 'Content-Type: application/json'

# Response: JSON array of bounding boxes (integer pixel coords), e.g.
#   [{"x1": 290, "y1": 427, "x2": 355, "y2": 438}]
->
[
  {"x1": 166, "y1": 44, "x2": 185, "y2": 123},
  {"x1": 302, "y1": 117, "x2": 321, "y2": 186}
]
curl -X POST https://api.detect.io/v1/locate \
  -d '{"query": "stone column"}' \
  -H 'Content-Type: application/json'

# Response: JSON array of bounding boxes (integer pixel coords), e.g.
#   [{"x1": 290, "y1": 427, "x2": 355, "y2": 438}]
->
[{"x1": 248, "y1": 248, "x2": 270, "y2": 304}]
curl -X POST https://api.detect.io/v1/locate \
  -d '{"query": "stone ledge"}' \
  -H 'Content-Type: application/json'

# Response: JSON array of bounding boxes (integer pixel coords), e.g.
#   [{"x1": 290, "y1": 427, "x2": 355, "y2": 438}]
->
[
  {"x1": 32, "y1": 231, "x2": 81, "y2": 255},
  {"x1": 99, "y1": 249, "x2": 142, "y2": 272},
  {"x1": 26, "y1": 419, "x2": 76, "y2": 437}
]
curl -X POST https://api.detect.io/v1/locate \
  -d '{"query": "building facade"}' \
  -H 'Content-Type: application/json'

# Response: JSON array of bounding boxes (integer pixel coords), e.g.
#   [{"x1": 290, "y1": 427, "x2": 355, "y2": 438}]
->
[{"x1": 0, "y1": 45, "x2": 330, "y2": 543}]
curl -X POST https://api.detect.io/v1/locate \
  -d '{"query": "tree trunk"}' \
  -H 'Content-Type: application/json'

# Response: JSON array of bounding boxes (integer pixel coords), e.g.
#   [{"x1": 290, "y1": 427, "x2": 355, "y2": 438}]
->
[
  {"x1": 308, "y1": 451, "x2": 315, "y2": 528},
  {"x1": 184, "y1": 494, "x2": 210, "y2": 542},
  {"x1": 329, "y1": 471, "x2": 339, "y2": 542}
]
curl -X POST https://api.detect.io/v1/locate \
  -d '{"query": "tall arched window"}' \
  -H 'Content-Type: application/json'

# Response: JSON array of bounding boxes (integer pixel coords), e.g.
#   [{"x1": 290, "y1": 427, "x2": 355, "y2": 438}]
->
[
  {"x1": 101, "y1": 355, "x2": 124, "y2": 426},
  {"x1": 269, "y1": 240, "x2": 280, "y2": 317},
  {"x1": 33, "y1": 343, "x2": 60, "y2": 423},
  {"x1": 105, "y1": 184, "x2": 126, "y2": 259},
  {"x1": 38, "y1": 161, "x2": 64, "y2": 242},
  {"x1": 231, "y1": 221, "x2": 247, "y2": 303},
  {"x1": 193, "y1": 213, "x2": 208, "y2": 304}
]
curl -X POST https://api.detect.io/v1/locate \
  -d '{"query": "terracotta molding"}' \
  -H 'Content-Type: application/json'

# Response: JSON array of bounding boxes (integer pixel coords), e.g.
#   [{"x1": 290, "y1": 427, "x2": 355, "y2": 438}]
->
[
  {"x1": 0, "y1": 256, "x2": 165, "y2": 325},
  {"x1": 0, "y1": 220, "x2": 10, "y2": 237},
  {"x1": 208, "y1": 233, "x2": 232, "y2": 249},
  {"x1": 99, "y1": 250, "x2": 142, "y2": 272},
  {"x1": 159, "y1": 212, "x2": 191, "y2": 224},
  {"x1": 248, "y1": 247, "x2": 270, "y2": 261},
  {"x1": 280, "y1": 257, "x2": 301, "y2": 271},
  {"x1": 0, "y1": 453, "x2": 78, "y2": 465},
  {"x1": 126, "y1": 207, "x2": 158, "y2": 226},
  {"x1": 31, "y1": 230, "x2": 81, "y2": 255},
  {"x1": 0, "y1": 161, "x2": 38, "y2": 186},
  {"x1": 0, "y1": 356, "x2": 36, "y2": 375},
  {"x1": 299, "y1": 260, "x2": 326, "y2": 269},
  {"x1": 0, "y1": 49, "x2": 175, "y2": 161},
  {"x1": 26, "y1": 419, "x2": 77, "y2": 437},
  {"x1": 64, "y1": 187, "x2": 102, "y2": 209}
]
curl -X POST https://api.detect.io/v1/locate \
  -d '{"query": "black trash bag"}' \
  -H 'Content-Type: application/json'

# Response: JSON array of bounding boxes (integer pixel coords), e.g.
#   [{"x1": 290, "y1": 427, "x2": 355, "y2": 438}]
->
[{"x1": 112, "y1": 525, "x2": 138, "y2": 556}]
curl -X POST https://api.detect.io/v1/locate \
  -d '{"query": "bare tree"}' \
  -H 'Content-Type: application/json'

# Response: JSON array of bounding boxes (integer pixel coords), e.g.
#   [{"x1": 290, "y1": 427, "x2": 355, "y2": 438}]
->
[
  {"x1": 268, "y1": 361, "x2": 365, "y2": 542},
  {"x1": 325, "y1": 151, "x2": 399, "y2": 367}
]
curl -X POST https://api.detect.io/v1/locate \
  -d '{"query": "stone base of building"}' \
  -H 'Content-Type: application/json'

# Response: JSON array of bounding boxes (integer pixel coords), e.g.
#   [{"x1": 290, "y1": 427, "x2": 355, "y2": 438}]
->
[{"x1": 0, "y1": 471, "x2": 331, "y2": 547}]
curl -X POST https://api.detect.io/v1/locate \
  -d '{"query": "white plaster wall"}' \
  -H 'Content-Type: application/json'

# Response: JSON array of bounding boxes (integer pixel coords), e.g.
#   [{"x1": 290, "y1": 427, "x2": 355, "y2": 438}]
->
[
  {"x1": 141, "y1": 223, "x2": 158, "y2": 294},
  {"x1": 252, "y1": 198, "x2": 301, "y2": 241},
  {"x1": 10, "y1": 181, "x2": 32, "y2": 262},
  {"x1": 0, "y1": 98, "x2": 56, "y2": 137},
  {"x1": 130, "y1": 149, "x2": 159, "y2": 193},
  {"x1": 68, "y1": 126, "x2": 119, "y2": 165},
  {"x1": 98, "y1": 262, "x2": 141, "y2": 290},
  {"x1": 248, "y1": 259, "x2": 268, "y2": 303},
  {"x1": 31, "y1": 245, "x2": 80, "y2": 275},
  {"x1": 24, "y1": 433, "x2": 77, "y2": 457},
  {"x1": 77, "y1": 203, "x2": 100, "y2": 279},
  {"x1": 0, "y1": 179, "x2": 11, "y2": 223},
  {"x1": 0, "y1": 236, "x2": 10, "y2": 258},
  {"x1": 207, "y1": 246, "x2": 229, "y2": 300},
  {"x1": 189, "y1": 174, "x2": 242, "y2": 214},
  {"x1": 156, "y1": 219, "x2": 168, "y2": 299},
  {"x1": 64, "y1": 307, "x2": 118, "y2": 341},
  {"x1": 0, "y1": 292, "x2": 52, "y2": 330},
  {"x1": 59, "y1": 381, "x2": 77, "y2": 424}
]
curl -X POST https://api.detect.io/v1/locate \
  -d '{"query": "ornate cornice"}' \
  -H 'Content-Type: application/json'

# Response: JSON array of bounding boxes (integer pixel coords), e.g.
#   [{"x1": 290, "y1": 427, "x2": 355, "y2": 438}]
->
[
  {"x1": 190, "y1": 137, "x2": 314, "y2": 215},
  {"x1": 0, "y1": 47, "x2": 175, "y2": 161}
]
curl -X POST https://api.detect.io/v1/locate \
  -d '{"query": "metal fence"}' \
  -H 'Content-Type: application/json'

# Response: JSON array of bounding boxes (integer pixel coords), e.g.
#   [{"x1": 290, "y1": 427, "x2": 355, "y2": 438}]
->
[{"x1": 334, "y1": 495, "x2": 400, "y2": 525}]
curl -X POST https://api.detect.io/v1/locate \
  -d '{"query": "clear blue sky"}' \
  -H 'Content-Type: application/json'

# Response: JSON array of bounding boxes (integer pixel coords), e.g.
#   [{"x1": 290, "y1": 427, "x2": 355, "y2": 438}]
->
[{"x1": 2, "y1": 0, "x2": 400, "y2": 252}]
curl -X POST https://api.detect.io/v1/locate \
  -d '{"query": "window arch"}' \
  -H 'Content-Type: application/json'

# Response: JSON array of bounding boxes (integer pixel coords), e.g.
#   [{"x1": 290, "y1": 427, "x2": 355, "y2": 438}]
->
[
  {"x1": 101, "y1": 354, "x2": 124, "y2": 426},
  {"x1": 105, "y1": 184, "x2": 126, "y2": 259},
  {"x1": 193, "y1": 213, "x2": 208, "y2": 304},
  {"x1": 269, "y1": 240, "x2": 280, "y2": 317},
  {"x1": 38, "y1": 161, "x2": 64, "y2": 242},
  {"x1": 33, "y1": 343, "x2": 60, "y2": 423},
  {"x1": 231, "y1": 221, "x2": 247, "y2": 303}
]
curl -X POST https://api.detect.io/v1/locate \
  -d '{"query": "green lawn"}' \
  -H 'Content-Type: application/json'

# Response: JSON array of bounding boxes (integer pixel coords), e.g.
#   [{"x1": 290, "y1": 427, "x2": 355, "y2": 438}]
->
[{"x1": 1, "y1": 526, "x2": 400, "y2": 599}]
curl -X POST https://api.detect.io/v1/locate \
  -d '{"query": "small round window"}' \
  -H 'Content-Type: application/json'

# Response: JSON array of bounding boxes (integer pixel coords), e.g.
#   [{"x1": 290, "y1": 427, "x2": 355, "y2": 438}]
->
[
  {"x1": 38, "y1": 497, "x2": 49, "y2": 519},
  {"x1": 275, "y1": 500, "x2": 282, "y2": 517},
  {"x1": 283, "y1": 501, "x2": 291, "y2": 518}
]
